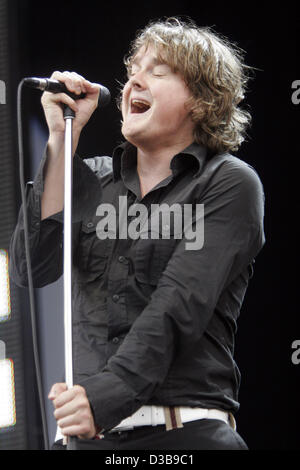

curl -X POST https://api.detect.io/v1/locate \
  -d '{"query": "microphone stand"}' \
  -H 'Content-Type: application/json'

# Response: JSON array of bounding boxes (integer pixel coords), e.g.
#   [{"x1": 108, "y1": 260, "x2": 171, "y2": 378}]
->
[
  {"x1": 49, "y1": 86, "x2": 109, "y2": 450},
  {"x1": 63, "y1": 105, "x2": 77, "y2": 450},
  {"x1": 60, "y1": 86, "x2": 110, "y2": 448}
]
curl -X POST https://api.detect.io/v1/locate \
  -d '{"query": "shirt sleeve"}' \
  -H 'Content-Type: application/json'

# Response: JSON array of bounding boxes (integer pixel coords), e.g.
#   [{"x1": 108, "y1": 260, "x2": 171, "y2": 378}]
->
[
  {"x1": 9, "y1": 147, "x2": 105, "y2": 287},
  {"x1": 80, "y1": 157, "x2": 265, "y2": 431}
]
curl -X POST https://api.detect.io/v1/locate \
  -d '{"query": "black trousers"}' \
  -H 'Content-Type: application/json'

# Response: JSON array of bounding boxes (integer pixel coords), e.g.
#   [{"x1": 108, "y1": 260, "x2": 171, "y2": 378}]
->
[{"x1": 51, "y1": 419, "x2": 248, "y2": 450}]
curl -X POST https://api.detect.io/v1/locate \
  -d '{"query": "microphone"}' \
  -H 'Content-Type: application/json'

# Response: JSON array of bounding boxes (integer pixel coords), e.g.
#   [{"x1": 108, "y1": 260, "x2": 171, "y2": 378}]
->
[{"x1": 23, "y1": 77, "x2": 111, "y2": 107}]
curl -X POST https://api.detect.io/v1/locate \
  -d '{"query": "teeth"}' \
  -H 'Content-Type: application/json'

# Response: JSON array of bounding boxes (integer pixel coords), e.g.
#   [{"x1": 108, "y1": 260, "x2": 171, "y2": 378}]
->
[
  {"x1": 130, "y1": 98, "x2": 151, "y2": 115},
  {"x1": 132, "y1": 99, "x2": 150, "y2": 106}
]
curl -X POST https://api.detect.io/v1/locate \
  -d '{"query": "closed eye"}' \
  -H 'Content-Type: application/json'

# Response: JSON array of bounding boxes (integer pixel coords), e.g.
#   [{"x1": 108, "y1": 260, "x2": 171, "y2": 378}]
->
[
  {"x1": 126, "y1": 62, "x2": 171, "y2": 79},
  {"x1": 152, "y1": 64, "x2": 171, "y2": 77},
  {"x1": 152, "y1": 72, "x2": 166, "y2": 77}
]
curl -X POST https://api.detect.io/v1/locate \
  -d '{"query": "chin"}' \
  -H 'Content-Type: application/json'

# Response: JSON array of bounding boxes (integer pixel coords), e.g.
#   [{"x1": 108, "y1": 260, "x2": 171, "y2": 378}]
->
[{"x1": 121, "y1": 125, "x2": 144, "y2": 147}]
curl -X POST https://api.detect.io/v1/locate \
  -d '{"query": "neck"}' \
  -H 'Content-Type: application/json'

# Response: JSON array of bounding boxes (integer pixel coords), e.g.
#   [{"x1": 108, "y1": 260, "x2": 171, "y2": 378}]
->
[{"x1": 136, "y1": 139, "x2": 193, "y2": 179}]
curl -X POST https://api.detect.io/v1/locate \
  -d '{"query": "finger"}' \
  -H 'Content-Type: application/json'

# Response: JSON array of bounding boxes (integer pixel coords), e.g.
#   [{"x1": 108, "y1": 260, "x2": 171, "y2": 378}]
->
[
  {"x1": 62, "y1": 71, "x2": 91, "y2": 96},
  {"x1": 42, "y1": 91, "x2": 79, "y2": 112},
  {"x1": 54, "y1": 403, "x2": 85, "y2": 430},
  {"x1": 59, "y1": 423, "x2": 92, "y2": 438},
  {"x1": 53, "y1": 385, "x2": 86, "y2": 411},
  {"x1": 50, "y1": 70, "x2": 72, "y2": 89},
  {"x1": 49, "y1": 71, "x2": 99, "y2": 100},
  {"x1": 53, "y1": 386, "x2": 90, "y2": 422},
  {"x1": 56, "y1": 412, "x2": 78, "y2": 430},
  {"x1": 50, "y1": 71, "x2": 82, "y2": 95},
  {"x1": 57, "y1": 410, "x2": 95, "y2": 439},
  {"x1": 84, "y1": 81, "x2": 101, "y2": 97},
  {"x1": 68, "y1": 72, "x2": 87, "y2": 94},
  {"x1": 54, "y1": 398, "x2": 78, "y2": 420},
  {"x1": 48, "y1": 382, "x2": 68, "y2": 400}
]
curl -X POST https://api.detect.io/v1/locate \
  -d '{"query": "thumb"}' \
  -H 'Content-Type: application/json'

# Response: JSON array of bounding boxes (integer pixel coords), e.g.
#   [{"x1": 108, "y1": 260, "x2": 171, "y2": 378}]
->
[{"x1": 48, "y1": 382, "x2": 68, "y2": 400}]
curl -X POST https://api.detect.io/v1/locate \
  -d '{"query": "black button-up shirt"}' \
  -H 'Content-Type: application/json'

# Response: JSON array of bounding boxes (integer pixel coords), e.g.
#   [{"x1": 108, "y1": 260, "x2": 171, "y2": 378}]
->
[{"x1": 9, "y1": 141, "x2": 265, "y2": 431}]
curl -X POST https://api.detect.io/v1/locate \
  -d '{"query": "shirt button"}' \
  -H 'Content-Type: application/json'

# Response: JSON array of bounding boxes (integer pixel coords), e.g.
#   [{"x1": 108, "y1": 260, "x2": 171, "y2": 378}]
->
[
  {"x1": 112, "y1": 337, "x2": 119, "y2": 344},
  {"x1": 112, "y1": 294, "x2": 120, "y2": 302},
  {"x1": 87, "y1": 222, "x2": 94, "y2": 228},
  {"x1": 118, "y1": 256, "x2": 126, "y2": 263}
]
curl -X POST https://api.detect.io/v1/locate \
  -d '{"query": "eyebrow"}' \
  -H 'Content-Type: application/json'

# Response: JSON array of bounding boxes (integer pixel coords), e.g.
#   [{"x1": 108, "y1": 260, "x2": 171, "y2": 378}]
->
[{"x1": 131, "y1": 54, "x2": 165, "y2": 67}]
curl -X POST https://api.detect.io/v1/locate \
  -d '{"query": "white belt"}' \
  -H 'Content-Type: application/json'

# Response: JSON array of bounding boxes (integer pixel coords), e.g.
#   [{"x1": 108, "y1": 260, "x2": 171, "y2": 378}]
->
[
  {"x1": 109, "y1": 405, "x2": 236, "y2": 433},
  {"x1": 55, "y1": 405, "x2": 236, "y2": 441}
]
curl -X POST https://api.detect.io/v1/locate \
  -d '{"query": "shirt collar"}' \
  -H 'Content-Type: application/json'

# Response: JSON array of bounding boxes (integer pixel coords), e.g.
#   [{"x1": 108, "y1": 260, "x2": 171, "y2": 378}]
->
[{"x1": 112, "y1": 141, "x2": 208, "y2": 182}]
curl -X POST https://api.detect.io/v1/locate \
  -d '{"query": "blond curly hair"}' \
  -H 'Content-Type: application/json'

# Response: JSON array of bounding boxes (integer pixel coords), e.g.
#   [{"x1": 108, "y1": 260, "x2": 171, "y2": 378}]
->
[{"x1": 123, "y1": 17, "x2": 252, "y2": 153}]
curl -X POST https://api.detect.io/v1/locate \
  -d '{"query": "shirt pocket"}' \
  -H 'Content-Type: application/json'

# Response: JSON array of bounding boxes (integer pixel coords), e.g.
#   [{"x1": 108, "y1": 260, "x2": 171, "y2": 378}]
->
[
  {"x1": 74, "y1": 220, "x2": 110, "y2": 282},
  {"x1": 134, "y1": 207, "x2": 182, "y2": 286}
]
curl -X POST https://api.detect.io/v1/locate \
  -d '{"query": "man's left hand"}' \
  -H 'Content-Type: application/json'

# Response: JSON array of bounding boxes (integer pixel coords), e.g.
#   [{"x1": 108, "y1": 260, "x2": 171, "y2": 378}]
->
[{"x1": 48, "y1": 383, "x2": 97, "y2": 439}]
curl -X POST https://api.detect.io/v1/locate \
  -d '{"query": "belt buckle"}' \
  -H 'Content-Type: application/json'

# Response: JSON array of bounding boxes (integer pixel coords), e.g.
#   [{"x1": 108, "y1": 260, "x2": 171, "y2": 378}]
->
[
  {"x1": 164, "y1": 406, "x2": 183, "y2": 431},
  {"x1": 109, "y1": 424, "x2": 134, "y2": 433}
]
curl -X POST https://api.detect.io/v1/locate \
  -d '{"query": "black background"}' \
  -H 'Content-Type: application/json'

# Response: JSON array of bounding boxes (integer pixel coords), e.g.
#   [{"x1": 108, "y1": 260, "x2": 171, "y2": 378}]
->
[{"x1": 7, "y1": 0, "x2": 299, "y2": 449}]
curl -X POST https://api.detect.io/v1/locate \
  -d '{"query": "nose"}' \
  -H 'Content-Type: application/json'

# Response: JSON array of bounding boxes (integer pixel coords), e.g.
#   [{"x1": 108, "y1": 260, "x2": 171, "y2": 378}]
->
[{"x1": 129, "y1": 70, "x2": 147, "y2": 90}]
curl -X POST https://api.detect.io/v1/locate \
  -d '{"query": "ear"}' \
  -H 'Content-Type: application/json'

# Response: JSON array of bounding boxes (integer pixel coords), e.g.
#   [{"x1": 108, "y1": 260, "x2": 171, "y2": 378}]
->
[{"x1": 186, "y1": 96, "x2": 205, "y2": 122}]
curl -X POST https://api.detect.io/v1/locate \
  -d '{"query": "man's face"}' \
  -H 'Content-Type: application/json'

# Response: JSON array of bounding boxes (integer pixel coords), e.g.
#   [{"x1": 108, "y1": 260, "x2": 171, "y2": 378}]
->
[{"x1": 121, "y1": 44, "x2": 195, "y2": 152}]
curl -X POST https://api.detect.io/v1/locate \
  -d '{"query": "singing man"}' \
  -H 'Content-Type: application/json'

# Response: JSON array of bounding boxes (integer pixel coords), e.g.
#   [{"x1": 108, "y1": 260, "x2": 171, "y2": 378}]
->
[{"x1": 10, "y1": 18, "x2": 265, "y2": 450}]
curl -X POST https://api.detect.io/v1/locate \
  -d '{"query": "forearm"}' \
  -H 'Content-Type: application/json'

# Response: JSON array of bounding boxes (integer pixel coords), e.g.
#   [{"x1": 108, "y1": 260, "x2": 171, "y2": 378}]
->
[
  {"x1": 40, "y1": 70, "x2": 100, "y2": 220},
  {"x1": 41, "y1": 130, "x2": 80, "y2": 220},
  {"x1": 9, "y1": 183, "x2": 64, "y2": 287},
  {"x1": 9, "y1": 150, "x2": 102, "y2": 288}
]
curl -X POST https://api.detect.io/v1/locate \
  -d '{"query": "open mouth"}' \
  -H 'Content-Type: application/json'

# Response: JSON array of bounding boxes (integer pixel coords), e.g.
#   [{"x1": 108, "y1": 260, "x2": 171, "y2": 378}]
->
[{"x1": 130, "y1": 99, "x2": 151, "y2": 114}]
